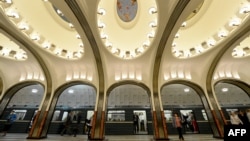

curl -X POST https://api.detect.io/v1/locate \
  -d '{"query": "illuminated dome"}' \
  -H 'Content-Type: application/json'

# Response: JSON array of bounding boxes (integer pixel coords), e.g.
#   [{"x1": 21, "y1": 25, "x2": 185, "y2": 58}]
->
[{"x1": 97, "y1": 0, "x2": 158, "y2": 59}]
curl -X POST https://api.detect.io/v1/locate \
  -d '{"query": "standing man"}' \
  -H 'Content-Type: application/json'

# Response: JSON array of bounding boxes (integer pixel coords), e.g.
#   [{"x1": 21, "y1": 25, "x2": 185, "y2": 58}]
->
[
  {"x1": 133, "y1": 113, "x2": 139, "y2": 134},
  {"x1": 1, "y1": 110, "x2": 17, "y2": 136}
]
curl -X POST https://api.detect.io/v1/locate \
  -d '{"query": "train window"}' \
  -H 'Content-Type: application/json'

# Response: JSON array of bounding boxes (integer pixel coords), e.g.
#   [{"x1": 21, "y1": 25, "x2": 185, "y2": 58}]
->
[
  {"x1": 180, "y1": 110, "x2": 193, "y2": 119},
  {"x1": 226, "y1": 109, "x2": 238, "y2": 113},
  {"x1": 226, "y1": 108, "x2": 238, "y2": 116},
  {"x1": 133, "y1": 110, "x2": 148, "y2": 133},
  {"x1": 62, "y1": 111, "x2": 69, "y2": 121},
  {"x1": 201, "y1": 110, "x2": 208, "y2": 120},
  {"x1": 107, "y1": 110, "x2": 125, "y2": 121},
  {"x1": 13, "y1": 109, "x2": 27, "y2": 120},
  {"x1": 87, "y1": 110, "x2": 94, "y2": 120},
  {"x1": 164, "y1": 110, "x2": 172, "y2": 121},
  {"x1": 52, "y1": 110, "x2": 60, "y2": 121}
]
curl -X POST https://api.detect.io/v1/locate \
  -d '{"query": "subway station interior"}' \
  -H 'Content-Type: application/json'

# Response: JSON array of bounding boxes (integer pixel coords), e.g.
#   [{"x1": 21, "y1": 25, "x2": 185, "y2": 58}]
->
[{"x1": 0, "y1": 0, "x2": 250, "y2": 141}]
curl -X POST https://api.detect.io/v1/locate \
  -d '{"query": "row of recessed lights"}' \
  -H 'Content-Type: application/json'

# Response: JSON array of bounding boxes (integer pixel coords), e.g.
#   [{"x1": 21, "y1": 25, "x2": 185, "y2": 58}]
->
[
  {"x1": 0, "y1": 0, "x2": 84, "y2": 60},
  {"x1": 172, "y1": 1, "x2": 250, "y2": 58}
]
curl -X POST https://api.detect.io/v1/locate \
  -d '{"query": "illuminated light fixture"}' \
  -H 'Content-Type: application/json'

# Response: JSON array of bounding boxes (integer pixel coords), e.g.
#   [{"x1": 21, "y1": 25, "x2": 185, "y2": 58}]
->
[
  {"x1": 2, "y1": 47, "x2": 11, "y2": 55},
  {"x1": 66, "y1": 52, "x2": 73, "y2": 59},
  {"x1": 76, "y1": 34, "x2": 81, "y2": 39},
  {"x1": 207, "y1": 38, "x2": 216, "y2": 46},
  {"x1": 31, "y1": 35, "x2": 40, "y2": 41},
  {"x1": 74, "y1": 52, "x2": 82, "y2": 58},
  {"x1": 42, "y1": 41, "x2": 51, "y2": 48},
  {"x1": 195, "y1": 45, "x2": 204, "y2": 53},
  {"x1": 68, "y1": 89, "x2": 74, "y2": 94},
  {"x1": 87, "y1": 76, "x2": 93, "y2": 81},
  {"x1": 218, "y1": 30, "x2": 228, "y2": 38},
  {"x1": 56, "y1": 9, "x2": 63, "y2": 16},
  {"x1": 147, "y1": 32, "x2": 155, "y2": 38},
  {"x1": 105, "y1": 42, "x2": 112, "y2": 47},
  {"x1": 213, "y1": 75, "x2": 218, "y2": 80},
  {"x1": 172, "y1": 46, "x2": 177, "y2": 53},
  {"x1": 239, "y1": 5, "x2": 250, "y2": 14},
  {"x1": 149, "y1": 21, "x2": 157, "y2": 27},
  {"x1": 1, "y1": 0, "x2": 12, "y2": 4},
  {"x1": 130, "y1": 50, "x2": 136, "y2": 57},
  {"x1": 137, "y1": 46, "x2": 144, "y2": 53},
  {"x1": 149, "y1": 7, "x2": 157, "y2": 14},
  {"x1": 172, "y1": 42, "x2": 176, "y2": 47},
  {"x1": 79, "y1": 48, "x2": 84, "y2": 53},
  {"x1": 181, "y1": 22, "x2": 187, "y2": 27},
  {"x1": 221, "y1": 88, "x2": 228, "y2": 92},
  {"x1": 31, "y1": 89, "x2": 38, "y2": 93},
  {"x1": 184, "y1": 88, "x2": 190, "y2": 92},
  {"x1": 111, "y1": 47, "x2": 118, "y2": 53},
  {"x1": 14, "y1": 52, "x2": 24, "y2": 59},
  {"x1": 175, "y1": 33, "x2": 180, "y2": 38},
  {"x1": 142, "y1": 40, "x2": 150, "y2": 47},
  {"x1": 184, "y1": 50, "x2": 191, "y2": 57},
  {"x1": 6, "y1": 11, "x2": 19, "y2": 18},
  {"x1": 229, "y1": 18, "x2": 241, "y2": 26},
  {"x1": 136, "y1": 75, "x2": 142, "y2": 81},
  {"x1": 226, "y1": 72, "x2": 232, "y2": 78},
  {"x1": 55, "y1": 48, "x2": 62, "y2": 55},
  {"x1": 232, "y1": 49, "x2": 238, "y2": 56},
  {"x1": 100, "y1": 33, "x2": 108, "y2": 39},
  {"x1": 97, "y1": 8, "x2": 106, "y2": 15},
  {"x1": 119, "y1": 50, "x2": 125, "y2": 58},
  {"x1": 98, "y1": 22, "x2": 105, "y2": 28},
  {"x1": 174, "y1": 50, "x2": 182, "y2": 57},
  {"x1": 18, "y1": 22, "x2": 29, "y2": 30},
  {"x1": 69, "y1": 23, "x2": 74, "y2": 28},
  {"x1": 79, "y1": 43, "x2": 84, "y2": 47},
  {"x1": 235, "y1": 48, "x2": 245, "y2": 57}
]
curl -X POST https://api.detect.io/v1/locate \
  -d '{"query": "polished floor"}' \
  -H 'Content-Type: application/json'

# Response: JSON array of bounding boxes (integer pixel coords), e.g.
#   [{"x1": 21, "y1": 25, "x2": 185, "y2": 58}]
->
[{"x1": 0, "y1": 133, "x2": 223, "y2": 141}]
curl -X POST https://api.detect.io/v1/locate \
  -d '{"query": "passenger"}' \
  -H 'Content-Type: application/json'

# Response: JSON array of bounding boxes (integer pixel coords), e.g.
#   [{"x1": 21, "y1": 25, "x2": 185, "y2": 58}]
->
[
  {"x1": 0, "y1": 110, "x2": 17, "y2": 136},
  {"x1": 172, "y1": 113, "x2": 184, "y2": 141},
  {"x1": 187, "y1": 112, "x2": 194, "y2": 132},
  {"x1": 133, "y1": 113, "x2": 139, "y2": 134},
  {"x1": 238, "y1": 109, "x2": 249, "y2": 126},
  {"x1": 28, "y1": 112, "x2": 37, "y2": 133},
  {"x1": 181, "y1": 113, "x2": 188, "y2": 133},
  {"x1": 83, "y1": 118, "x2": 90, "y2": 134},
  {"x1": 246, "y1": 109, "x2": 250, "y2": 123},
  {"x1": 60, "y1": 111, "x2": 73, "y2": 136},
  {"x1": 72, "y1": 111, "x2": 83, "y2": 137},
  {"x1": 230, "y1": 111, "x2": 243, "y2": 125},
  {"x1": 87, "y1": 115, "x2": 94, "y2": 139},
  {"x1": 190, "y1": 112, "x2": 199, "y2": 133}
]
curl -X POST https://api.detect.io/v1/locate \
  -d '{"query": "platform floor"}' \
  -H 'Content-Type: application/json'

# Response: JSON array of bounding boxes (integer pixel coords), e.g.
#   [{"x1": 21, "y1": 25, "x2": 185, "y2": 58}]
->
[{"x1": 0, "y1": 133, "x2": 223, "y2": 141}]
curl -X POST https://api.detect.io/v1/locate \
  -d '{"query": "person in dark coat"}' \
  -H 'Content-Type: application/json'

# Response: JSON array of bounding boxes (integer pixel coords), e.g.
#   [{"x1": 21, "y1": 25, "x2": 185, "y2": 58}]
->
[
  {"x1": 0, "y1": 110, "x2": 17, "y2": 136},
  {"x1": 133, "y1": 113, "x2": 139, "y2": 134},
  {"x1": 60, "y1": 111, "x2": 73, "y2": 136}
]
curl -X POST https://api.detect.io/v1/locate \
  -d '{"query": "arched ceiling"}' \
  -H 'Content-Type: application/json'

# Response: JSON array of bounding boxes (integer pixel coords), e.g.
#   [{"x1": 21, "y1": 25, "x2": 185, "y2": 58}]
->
[
  {"x1": 172, "y1": 0, "x2": 250, "y2": 58},
  {"x1": 0, "y1": 0, "x2": 250, "y2": 91},
  {"x1": 0, "y1": 0, "x2": 84, "y2": 60}
]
